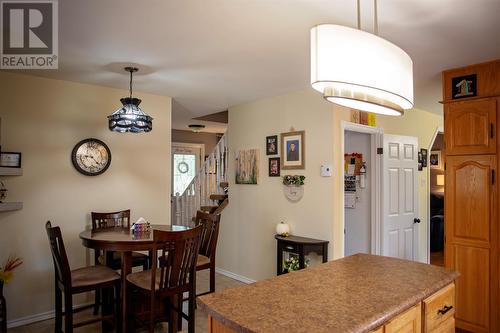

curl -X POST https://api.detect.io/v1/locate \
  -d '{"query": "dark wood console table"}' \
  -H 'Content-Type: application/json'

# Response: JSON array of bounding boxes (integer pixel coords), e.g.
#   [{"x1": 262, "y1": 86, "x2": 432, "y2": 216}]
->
[{"x1": 275, "y1": 234, "x2": 328, "y2": 275}]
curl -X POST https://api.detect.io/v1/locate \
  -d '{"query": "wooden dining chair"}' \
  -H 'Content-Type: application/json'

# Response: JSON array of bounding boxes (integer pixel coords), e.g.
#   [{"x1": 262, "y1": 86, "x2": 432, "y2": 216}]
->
[
  {"x1": 194, "y1": 211, "x2": 221, "y2": 296},
  {"x1": 91, "y1": 209, "x2": 149, "y2": 314},
  {"x1": 45, "y1": 221, "x2": 121, "y2": 333},
  {"x1": 126, "y1": 225, "x2": 202, "y2": 333}
]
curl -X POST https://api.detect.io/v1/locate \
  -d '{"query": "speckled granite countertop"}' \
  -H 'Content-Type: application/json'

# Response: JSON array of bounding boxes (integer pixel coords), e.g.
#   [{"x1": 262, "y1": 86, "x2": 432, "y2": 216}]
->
[{"x1": 198, "y1": 253, "x2": 459, "y2": 333}]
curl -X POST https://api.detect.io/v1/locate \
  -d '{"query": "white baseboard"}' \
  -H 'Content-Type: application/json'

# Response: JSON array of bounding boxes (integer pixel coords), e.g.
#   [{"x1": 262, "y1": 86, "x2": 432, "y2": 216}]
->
[
  {"x1": 215, "y1": 267, "x2": 256, "y2": 284},
  {"x1": 8, "y1": 269, "x2": 254, "y2": 328},
  {"x1": 7, "y1": 302, "x2": 92, "y2": 329}
]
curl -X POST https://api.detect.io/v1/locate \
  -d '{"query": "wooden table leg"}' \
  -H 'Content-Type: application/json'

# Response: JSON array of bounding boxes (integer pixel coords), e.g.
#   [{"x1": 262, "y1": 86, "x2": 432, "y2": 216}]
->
[{"x1": 121, "y1": 252, "x2": 132, "y2": 333}]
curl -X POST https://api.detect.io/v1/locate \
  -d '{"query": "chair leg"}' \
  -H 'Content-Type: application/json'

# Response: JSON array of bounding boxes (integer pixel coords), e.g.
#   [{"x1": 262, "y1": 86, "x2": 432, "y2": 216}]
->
[
  {"x1": 177, "y1": 294, "x2": 183, "y2": 331},
  {"x1": 149, "y1": 293, "x2": 155, "y2": 333},
  {"x1": 64, "y1": 292, "x2": 73, "y2": 333},
  {"x1": 188, "y1": 290, "x2": 196, "y2": 333},
  {"x1": 93, "y1": 288, "x2": 100, "y2": 315},
  {"x1": 209, "y1": 264, "x2": 216, "y2": 293},
  {"x1": 54, "y1": 286, "x2": 63, "y2": 333},
  {"x1": 167, "y1": 297, "x2": 174, "y2": 333},
  {"x1": 114, "y1": 283, "x2": 122, "y2": 332}
]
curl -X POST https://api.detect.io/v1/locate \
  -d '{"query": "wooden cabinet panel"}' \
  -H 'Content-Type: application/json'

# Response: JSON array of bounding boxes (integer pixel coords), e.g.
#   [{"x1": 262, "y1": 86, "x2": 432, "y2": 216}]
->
[
  {"x1": 384, "y1": 303, "x2": 421, "y2": 333},
  {"x1": 452, "y1": 245, "x2": 490, "y2": 331},
  {"x1": 369, "y1": 327, "x2": 384, "y2": 333},
  {"x1": 445, "y1": 155, "x2": 498, "y2": 333},
  {"x1": 444, "y1": 99, "x2": 497, "y2": 155},
  {"x1": 430, "y1": 317, "x2": 455, "y2": 333},
  {"x1": 423, "y1": 283, "x2": 455, "y2": 332},
  {"x1": 208, "y1": 316, "x2": 236, "y2": 333}
]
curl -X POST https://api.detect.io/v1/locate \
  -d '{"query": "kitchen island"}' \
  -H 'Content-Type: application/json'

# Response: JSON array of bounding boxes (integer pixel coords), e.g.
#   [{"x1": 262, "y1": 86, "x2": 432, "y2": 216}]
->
[{"x1": 198, "y1": 253, "x2": 459, "y2": 333}]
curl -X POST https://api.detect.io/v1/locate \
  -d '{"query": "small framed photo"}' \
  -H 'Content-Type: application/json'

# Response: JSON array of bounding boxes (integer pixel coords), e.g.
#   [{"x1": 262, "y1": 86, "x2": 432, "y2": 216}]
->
[
  {"x1": 420, "y1": 148, "x2": 428, "y2": 167},
  {"x1": 452, "y1": 74, "x2": 477, "y2": 100},
  {"x1": 268, "y1": 157, "x2": 280, "y2": 177},
  {"x1": 0, "y1": 152, "x2": 22, "y2": 168},
  {"x1": 430, "y1": 151, "x2": 442, "y2": 169},
  {"x1": 266, "y1": 135, "x2": 278, "y2": 155},
  {"x1": 281, "y1": 130, "x2": 305, "y2": 170}
]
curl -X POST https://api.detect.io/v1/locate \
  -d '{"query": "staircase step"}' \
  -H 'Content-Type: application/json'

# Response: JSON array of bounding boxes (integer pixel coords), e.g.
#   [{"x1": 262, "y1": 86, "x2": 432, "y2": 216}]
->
[
  {"x1": 213, "y1": 198, "x2": 229, "y2": 215},
  {"x1": 220, "y1": 182, "x2": 229, "y2": 189},
  {"x1": 200, "y1": 206, "x2": 219, "y2": 213},
  {"x1": 210, "y1": 194, "x2": 228, "y2": 201}
]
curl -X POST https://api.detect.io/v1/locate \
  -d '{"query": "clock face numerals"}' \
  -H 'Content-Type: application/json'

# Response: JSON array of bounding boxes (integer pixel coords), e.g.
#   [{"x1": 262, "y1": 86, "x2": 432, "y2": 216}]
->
[{"x1": 72, "y1": 139, "x2": 111, "y2": 176}]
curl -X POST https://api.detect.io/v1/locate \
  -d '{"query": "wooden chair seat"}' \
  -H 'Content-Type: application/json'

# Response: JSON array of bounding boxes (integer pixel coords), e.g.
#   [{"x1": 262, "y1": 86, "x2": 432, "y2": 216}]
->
[
  {"x1": 196, "y1": 254, "x2": 210, "y2": 268},
  {"x1": 127, "y1": 270, "x2": 163, "y2": 291},
  {"x1": 71, "y1": 265, "x2": 120, "y2": 289}
]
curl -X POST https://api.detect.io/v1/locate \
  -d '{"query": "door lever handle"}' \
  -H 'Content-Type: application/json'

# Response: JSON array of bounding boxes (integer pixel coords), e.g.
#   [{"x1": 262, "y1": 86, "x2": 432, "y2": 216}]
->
[{"x1": 413, "y1": 218, "x2": 421, "y2": 224}]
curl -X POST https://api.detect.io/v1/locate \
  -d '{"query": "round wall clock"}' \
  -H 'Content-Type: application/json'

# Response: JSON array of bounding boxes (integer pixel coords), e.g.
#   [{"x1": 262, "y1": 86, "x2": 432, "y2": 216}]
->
[{"x1": 71, "y1": 138, "x2": 111, "y2": 176}]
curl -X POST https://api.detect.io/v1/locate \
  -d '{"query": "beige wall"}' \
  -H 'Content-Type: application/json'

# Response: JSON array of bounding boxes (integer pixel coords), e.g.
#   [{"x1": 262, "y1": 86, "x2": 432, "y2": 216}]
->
[
  {"x1": 0, "y1": 72, "x2": 172, "y2": 323},
  {"x1": 219, "y1": 88, "x2": 443, "y2": 281},
  {"x1": 219, "y1": 89, "x2": 335, "y2": 281},
  {"x1": 172, "y1": 129, "x2": 221, "y2": 154}
]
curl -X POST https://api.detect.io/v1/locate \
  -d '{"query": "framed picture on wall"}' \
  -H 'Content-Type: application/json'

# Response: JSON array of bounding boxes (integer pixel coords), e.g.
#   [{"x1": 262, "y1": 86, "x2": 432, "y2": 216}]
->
[
  {"x1": 266, "y1": 135, "x2": 278, "y2": 155},
  {"x1": 281, "y1": 130, "x2": 305, "y2": 169},
  {"x1": 268, "y1": 157, "x2": 280, "y2": 177},
  {"x1": 420, "y1": 148, "x2": 428, "y2": 167},
  {"x1": 430, "y1": 151, "x2": 442, "y2": 169}
]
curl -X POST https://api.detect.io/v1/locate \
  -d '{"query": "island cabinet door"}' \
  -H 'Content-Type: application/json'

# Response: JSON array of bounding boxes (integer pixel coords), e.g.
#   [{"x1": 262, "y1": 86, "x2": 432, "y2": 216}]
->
[
  {"x1": 444, "y1": 98, "x2": 497, "y2": 156},
  {"x1": 445, "y1": 155, "x2": 498, "y2": 333},
  {"x1": 384, "y1": 303, "x2": 421, "y2": 333}
]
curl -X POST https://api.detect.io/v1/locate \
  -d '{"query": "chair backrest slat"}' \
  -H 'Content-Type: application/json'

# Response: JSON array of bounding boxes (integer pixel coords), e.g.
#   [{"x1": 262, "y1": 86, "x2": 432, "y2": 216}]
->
[
  {"x1": 194, "y1": 211, "x2": 221, "y2": 259},
  {"x1": 91, "y1": 209, "x2": 130, "y2": 230},
  {"x1": 151, "y1": 225, "x2": 202, "y2": 293},
  {"x1": 45, "y1": 221, "x2": 72, "y2": 288}
]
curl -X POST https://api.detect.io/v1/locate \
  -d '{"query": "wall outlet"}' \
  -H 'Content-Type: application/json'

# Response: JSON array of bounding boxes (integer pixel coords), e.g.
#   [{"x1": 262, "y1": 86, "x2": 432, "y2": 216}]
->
[{"x1": 320, "y1": 165, "x2": 332, "y2": 177}]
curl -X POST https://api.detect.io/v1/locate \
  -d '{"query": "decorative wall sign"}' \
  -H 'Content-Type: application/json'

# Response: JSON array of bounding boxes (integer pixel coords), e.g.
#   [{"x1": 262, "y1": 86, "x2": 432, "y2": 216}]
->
[
  {"x1": 281, "y1": 130, "x2": 305, "y2": 169},
  {"x1": 452, "y1": 74, "x2": 477, "y2": 99},
  {"x1": 266, "y1": 135, "x2": 278, "y2": 155},
  {"x1": 268, "y1": 157, "x2": 280, "y2": 177},
  {"x1": 283, "y1": 185, "x2": 304, "y2": 202},
  {"x1": 0, "y1": 152, "x2": 21, "y2": 168},
  {"x1": 235, "y1": 149, "x2": 259, "y2": 184}
]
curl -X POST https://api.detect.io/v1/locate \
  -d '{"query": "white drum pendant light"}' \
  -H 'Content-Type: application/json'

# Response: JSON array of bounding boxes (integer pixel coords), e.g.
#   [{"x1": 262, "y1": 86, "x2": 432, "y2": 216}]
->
[{"x1": 310, "y1": 0, "x2": 413, "y2": 116}]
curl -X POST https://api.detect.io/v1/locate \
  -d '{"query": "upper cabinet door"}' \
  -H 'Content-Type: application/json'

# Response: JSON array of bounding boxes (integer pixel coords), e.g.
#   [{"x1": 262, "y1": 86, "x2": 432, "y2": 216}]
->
[{"x1": 445, "y1": 99, "x2": 497, "y2": 155}]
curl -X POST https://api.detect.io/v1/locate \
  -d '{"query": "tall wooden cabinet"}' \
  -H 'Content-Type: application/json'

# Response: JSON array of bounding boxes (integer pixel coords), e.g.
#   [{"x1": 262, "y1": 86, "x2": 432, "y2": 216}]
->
[{"x1": 443, "y1": 60, "x2": 500, "y2": 333}]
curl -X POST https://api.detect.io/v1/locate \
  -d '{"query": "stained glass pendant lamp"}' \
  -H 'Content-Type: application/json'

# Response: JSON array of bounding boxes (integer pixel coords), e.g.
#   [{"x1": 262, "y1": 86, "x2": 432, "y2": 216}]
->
[
  {"x1": 310, "y1": 0, "x2": 413, "y2": 116},
  {"x1": 108, "y1": 67, "x2": 153, "y2": 133}
]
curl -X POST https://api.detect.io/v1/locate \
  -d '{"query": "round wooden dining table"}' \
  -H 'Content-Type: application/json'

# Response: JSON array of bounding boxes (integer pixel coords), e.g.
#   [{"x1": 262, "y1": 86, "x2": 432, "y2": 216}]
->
[{"x1": 79, "y1": 225, "x2": 190, "y2": 333}]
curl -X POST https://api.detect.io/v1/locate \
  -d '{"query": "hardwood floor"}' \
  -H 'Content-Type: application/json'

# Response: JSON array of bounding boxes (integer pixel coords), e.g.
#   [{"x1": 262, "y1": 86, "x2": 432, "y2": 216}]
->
[
  {"x1": 431, "y1": 251, "x2": 445, "y2": 267},
  {"x1": 7, "y1": 271, "x2": 243, "y2": 333}
]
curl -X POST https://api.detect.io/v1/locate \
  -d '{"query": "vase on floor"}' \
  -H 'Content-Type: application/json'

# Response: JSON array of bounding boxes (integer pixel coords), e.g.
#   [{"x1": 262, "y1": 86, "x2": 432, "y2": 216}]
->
[{"x1": 0, "y1": 282, "x2": 6, "y2": 333}]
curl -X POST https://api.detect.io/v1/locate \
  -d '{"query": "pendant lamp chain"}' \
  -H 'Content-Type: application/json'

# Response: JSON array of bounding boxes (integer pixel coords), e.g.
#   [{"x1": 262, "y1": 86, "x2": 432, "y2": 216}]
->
[{"x1": 129, "y1": 69, "x2": 133, "y2": 99}]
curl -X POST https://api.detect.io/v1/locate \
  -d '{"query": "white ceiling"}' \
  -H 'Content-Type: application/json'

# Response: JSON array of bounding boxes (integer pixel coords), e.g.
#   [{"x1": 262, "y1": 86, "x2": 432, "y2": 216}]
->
[{"x1": 14, "y1": 0, "x2": 500, "y2": 129}]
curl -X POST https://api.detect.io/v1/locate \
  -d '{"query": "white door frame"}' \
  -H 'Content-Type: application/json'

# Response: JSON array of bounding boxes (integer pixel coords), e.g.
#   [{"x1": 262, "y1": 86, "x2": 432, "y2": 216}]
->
[
  {"x1": 171, "y1": 142, "x2": 205, "y2": 194},
  {"x1": 426, "y1": 126, "x2": 444, "y2": 264},
  {"x1": 341, "y1": 121, "x2": 384, "y2": 255}
]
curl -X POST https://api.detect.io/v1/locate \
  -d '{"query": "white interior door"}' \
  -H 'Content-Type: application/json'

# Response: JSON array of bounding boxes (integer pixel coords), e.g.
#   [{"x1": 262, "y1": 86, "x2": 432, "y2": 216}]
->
[{"x1": 382, "y1": 134, "x2": 419, "y2": 260}]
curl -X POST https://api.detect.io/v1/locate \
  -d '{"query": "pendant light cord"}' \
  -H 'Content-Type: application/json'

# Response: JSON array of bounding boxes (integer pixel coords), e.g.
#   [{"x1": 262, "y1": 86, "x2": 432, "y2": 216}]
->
[
  {"x1": 129, "y1": 70, "x2": 133, "y2": 99},
  {"x1": 356, "y1": 0, "x2": 379, "y2": 35},
  {"x1": 356, "y1": 0, "x2": 361, "y2": 29}
]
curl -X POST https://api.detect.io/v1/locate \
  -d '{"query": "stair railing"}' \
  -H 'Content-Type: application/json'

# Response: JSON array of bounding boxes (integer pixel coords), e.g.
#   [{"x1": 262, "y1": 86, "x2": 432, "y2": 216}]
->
[{"x1": 172, "y1": 134, "x2": 228, "y2": 226}]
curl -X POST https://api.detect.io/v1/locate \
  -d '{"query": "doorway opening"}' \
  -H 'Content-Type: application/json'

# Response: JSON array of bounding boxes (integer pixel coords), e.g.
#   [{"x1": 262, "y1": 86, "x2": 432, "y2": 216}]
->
[
  {"x1": 341, "y1": 122, "x2": 382, "y2": 256},
  {"x1": 171, "y1": 142, "x2": 205, "y2": 196},
  {"x1": 428, "y1": 128, "x2": 445, "y2": 267}
]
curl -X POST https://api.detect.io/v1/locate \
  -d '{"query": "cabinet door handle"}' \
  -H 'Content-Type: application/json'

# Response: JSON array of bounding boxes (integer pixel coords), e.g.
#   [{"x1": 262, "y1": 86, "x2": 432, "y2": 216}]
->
[
  {"x1": 491, "y1": 123, "x2": 494, "y2": 138},
  {"x1": 437, "y1": 305, "x2": 453, "y2": 315}
]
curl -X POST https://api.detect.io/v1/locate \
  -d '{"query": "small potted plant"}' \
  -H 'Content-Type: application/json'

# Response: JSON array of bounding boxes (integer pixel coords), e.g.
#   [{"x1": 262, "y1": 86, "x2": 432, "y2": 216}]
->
[{"x1": 0, "y1": 256, "x2": 22, "y2": 333}]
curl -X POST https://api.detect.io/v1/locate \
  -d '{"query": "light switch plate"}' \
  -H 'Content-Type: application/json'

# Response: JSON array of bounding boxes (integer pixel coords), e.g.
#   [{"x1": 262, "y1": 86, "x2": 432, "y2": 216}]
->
[{"x1": 321, "y1": 165, "x2": 332, "y2": 177}]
